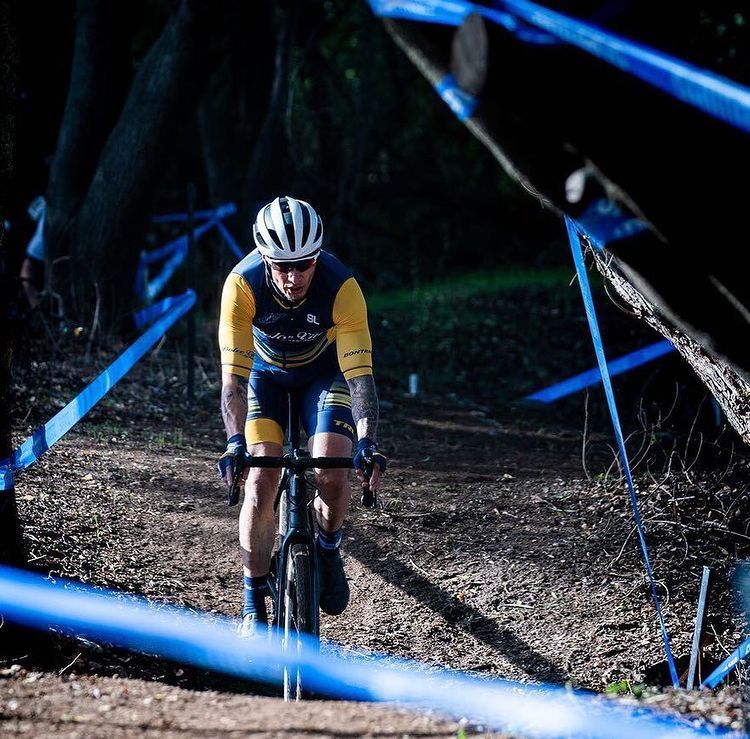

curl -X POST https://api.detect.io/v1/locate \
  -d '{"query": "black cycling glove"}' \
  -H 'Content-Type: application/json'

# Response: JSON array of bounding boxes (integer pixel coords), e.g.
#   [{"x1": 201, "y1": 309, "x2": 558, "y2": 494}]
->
[
  {"x1": 353, "y1": 438, "x2": 387, "y2": 476},
  {"x1": 354, "y1": 438, "x2": 386, "y2": 509},
  {"x1": 218, "y1": 434, "x2": 249, "y2": 506}
]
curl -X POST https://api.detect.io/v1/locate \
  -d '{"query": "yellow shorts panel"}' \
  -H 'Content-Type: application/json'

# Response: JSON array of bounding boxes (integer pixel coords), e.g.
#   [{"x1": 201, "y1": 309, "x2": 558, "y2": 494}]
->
[{"x1": 244, "y1": 417, "x2": 284, "y2": 446}]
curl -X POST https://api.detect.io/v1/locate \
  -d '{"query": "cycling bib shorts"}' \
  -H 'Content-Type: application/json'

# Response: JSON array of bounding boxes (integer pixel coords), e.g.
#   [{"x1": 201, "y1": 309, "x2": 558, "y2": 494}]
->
[{"x1": 245, "y1": 356, "x2": 355, "y2": 446}]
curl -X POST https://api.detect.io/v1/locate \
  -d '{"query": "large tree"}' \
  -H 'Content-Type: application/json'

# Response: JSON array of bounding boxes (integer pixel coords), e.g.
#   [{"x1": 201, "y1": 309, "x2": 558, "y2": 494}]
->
[
  {"x1": 44, "y1": 0, "x2": 241, "y2": 327},
  {"x1": 1, "y1": 0, "x2": 27, "y2": 567}
]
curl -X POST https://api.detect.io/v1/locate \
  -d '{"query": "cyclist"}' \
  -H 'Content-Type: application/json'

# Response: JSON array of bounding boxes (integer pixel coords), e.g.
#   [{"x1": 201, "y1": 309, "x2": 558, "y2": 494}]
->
[
  {"x1": 218, "y1": 195, "x2": 387, "y2": 636},
  {"x1": 19, "y1": 196, "x2": 46, "y2": 310}
]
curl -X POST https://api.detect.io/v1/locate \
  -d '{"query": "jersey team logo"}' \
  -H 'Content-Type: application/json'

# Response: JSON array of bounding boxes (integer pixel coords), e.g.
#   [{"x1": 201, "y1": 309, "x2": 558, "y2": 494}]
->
[{"x1": 307, "y1": 314, "x2": 320, "y2": 325}]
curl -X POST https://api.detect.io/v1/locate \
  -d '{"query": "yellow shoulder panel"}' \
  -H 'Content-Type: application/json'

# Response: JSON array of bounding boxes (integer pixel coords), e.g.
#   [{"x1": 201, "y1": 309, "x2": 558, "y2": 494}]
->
[
  {"x1": 333, "y1": 277, "x2": 373, "y2": 380},
  {"x1": 218, "y1": 272, "x2": 256, "y2": 378}
]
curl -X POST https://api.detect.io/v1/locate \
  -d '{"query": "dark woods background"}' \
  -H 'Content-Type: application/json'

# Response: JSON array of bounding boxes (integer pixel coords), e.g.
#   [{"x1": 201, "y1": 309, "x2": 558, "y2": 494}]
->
[
  {"x1": 3, "y1": 1, "x2": 747, "y2": 320},
  {"x1": 1, "y1": 0, "x2": 747, "y2": 429},
  {"x1": 2, "y1": 0, "x2": 567, "y2": 333}
]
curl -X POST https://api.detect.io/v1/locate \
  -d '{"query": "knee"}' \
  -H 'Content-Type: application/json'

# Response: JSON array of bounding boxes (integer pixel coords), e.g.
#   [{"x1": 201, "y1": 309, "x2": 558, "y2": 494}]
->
[
  {"x1": 243, "y1": 469, "x2": 278, "y2": 511},
  {"x1": 315, "y1": 469, "x2": 350, "y2": 499}
]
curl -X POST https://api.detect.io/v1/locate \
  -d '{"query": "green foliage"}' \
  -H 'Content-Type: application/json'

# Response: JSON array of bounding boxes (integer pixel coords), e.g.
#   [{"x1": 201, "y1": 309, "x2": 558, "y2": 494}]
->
[
  {"x1": 147, "y1": 429, "x2": 185, "y2": 450},
  {"x1": 367, "y1": 266, "x2": 572, "y2": 312},
  {"x1": 368, "y1": 267, "x2": 589, "y2": 401},
  {"x1": 605, "y1": 679, "x2": 645, "y2": 698}
]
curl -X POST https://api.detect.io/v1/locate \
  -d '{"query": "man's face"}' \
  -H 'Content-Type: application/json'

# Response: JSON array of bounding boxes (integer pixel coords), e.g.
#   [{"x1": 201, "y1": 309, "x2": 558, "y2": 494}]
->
[{"x1": 265, "y1": 256, "x2": 318, "y2": 302}]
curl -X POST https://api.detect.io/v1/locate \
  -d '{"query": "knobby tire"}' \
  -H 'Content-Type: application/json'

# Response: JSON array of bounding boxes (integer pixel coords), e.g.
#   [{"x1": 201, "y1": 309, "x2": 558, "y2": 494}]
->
[{"x1": 282, "y1": 543, "x2": 317, "y2": 700}]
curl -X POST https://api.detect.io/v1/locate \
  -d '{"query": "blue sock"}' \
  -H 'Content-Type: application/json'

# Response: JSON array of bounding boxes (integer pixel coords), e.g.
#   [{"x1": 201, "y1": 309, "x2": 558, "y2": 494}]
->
[
  {"x1": 317, "y1": 527, "x2": 343, "y2": 554},
  {"x1": 243, "y1": 574, "x2": 269, "y2": 620}
]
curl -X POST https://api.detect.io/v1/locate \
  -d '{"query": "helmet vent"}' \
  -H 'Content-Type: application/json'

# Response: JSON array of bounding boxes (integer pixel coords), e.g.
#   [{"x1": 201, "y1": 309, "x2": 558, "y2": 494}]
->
[
  {"x1": 300, "y1": 206, "x2": 311, "y2": 245},
  {"x1": 252, "y1": 195, "x2": 323, "y2": 259}
]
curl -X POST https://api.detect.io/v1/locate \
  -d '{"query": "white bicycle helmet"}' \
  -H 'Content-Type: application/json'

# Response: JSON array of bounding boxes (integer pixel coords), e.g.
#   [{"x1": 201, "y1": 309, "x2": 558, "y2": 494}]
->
[{"x1": 252, "y1": 196, "x2": 322, "y2": 260}]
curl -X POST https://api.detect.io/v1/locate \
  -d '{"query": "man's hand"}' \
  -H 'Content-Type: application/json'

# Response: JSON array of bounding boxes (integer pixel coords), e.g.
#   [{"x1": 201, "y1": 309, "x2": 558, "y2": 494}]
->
[
  {"x1": 218, "y1": 434, "x2": 250, "y2": 506},
  {"x1": 353, "y1": 438, "x2": 387, "y2": 504}
]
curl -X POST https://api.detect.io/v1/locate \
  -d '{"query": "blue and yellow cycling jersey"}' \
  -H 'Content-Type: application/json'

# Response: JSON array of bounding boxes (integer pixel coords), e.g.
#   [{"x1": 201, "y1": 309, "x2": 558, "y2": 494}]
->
[{"x1": 219, "y1": 249, "x2": 373, "y2": 380}]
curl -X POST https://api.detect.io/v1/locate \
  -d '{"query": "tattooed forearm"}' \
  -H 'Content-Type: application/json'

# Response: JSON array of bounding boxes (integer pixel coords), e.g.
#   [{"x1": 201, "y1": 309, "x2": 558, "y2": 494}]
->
[
  {"x1": 347, "y1": 374, "x2": 379, "y2": 442},
  {"x1": 221, "y1": 373, "x2": 248, "y2": 439}
]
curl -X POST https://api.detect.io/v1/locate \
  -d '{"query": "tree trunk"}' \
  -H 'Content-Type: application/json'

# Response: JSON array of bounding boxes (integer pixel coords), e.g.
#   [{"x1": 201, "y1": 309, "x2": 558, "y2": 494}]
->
[
  {"x1": 328, "y1": 1, "x2": 379, "y2": 256},
  {"x1": 589, "y1": 245, "x2": 750, "y2": 444},
  {"x1": 198, "y1": 1, "x2": 273, "y2": 206},
  {"x1": 239, "y1": 1, "x2": 297, "y2": 226},
  {"x1": 45, "y1": 0, "x2": 126, "y2": 275},
  {"x1": 197, "y1": 0, "x2": 273, "y2": 248},
  {"x1": 0, "y1": 0, "x2": 27, "y2": 567},
  {"x1": 47, "y1": 0, "x2": 235, "y2": 327}
]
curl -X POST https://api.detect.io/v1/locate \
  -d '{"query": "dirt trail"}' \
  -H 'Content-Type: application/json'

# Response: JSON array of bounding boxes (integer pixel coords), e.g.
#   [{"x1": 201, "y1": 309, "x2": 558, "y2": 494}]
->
[
  {"x1": 1, "y1": 355, "x2": 748, "y2": 735},
  {"x1": 1, "y1": 673, "x2": 471, "y2": 738}
]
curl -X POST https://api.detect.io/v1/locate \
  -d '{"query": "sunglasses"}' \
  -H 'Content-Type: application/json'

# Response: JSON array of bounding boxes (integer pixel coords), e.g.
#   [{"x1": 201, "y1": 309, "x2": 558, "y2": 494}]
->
[{"x1": 269, "y1": 257, "x2": 317, "y2": 273}]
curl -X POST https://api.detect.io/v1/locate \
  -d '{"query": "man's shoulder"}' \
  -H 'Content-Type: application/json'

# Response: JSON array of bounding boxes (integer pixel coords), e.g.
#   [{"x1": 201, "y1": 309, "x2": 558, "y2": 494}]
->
[
  {"x1": 231, "y1": 249, "x2": 264, "y2": 289},
  {"x1": 316, "y1": 250, "x2": 353, "y2": 290}
]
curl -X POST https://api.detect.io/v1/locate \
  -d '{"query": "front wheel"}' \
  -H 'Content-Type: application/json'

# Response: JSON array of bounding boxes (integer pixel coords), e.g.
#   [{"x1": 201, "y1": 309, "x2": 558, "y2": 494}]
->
[{"x1": 282, "y1": 543, "x2": 318, "y2": 700}]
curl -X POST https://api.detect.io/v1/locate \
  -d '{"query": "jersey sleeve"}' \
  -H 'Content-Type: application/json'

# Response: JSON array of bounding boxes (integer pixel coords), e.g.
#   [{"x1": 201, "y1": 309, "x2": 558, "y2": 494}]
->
[
  {"x1": 218, "y1": 272, "x2": 256, "y2": 378},
  {"x1": 333, "y1": 277, "x2": 373, "y2": 380}
]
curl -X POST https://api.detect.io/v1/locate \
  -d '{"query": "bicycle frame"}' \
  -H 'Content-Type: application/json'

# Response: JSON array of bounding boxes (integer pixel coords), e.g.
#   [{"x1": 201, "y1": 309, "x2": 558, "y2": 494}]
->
[
  {"x1": 237, "y1": 394, "x2": 361, "y2": 699},
  {"x1": 271, "y1": 397, "x2": 320, "y2": 636},
  {"x1": 240, "y1": 394, "x2": 357, "y2": 650}
]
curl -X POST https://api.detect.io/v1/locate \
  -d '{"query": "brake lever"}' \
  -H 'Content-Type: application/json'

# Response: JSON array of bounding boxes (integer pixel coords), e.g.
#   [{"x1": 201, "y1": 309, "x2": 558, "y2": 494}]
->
[
  {"x1": 360, "y1": 459, "x2": 377, "y2": 509},
  {"x1": 227, "y1": 450, "x2": 246, "y2": 507}
]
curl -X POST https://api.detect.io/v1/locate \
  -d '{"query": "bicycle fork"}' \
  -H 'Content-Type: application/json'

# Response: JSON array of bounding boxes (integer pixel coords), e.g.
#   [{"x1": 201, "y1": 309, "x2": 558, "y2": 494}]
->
[{"x1": 272, "y1": 468, "x2": 320, "y2": 636}]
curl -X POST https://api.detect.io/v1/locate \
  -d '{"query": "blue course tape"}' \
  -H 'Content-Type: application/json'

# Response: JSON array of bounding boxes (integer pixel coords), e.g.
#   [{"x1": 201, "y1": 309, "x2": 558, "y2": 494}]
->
[
  {"x1": 0, "y1": 291, "x2": 195, "y2": 480},
  {"x1": 0, "y1": 565, "x2": 726, "y2": 738},
  {"x1": 495, "y1": 0, "x2": 750, "y2": 136},
  {"x1": 514, "y1": 25, "x2": 557, "y2": 45},
  {"x1": 367, "y1": 0, "x2": 468, "y2": 25},
  {"x1": 132, "y1": 293, "x2": 190, "y2": 331},
  {"x1": 214, "y1": 219, "x2": 245, "y2": 261},
  {"x1": 566, "y1": 216, "x2": 680, "y2": 688},
  {"x1": 526, "y1": 339, "x2": 674, "y2": 403},
  {"x1": 368, "y1": 0, "x2": 750, "y2": 136},
  {"x1": 577, "y1": 198, "x2": 648, "y2": 250},
  {"x1": 140, "y1": 219, "x2": 218, "y2": 267},
  {"x1": 140, "y1": 245, "x2": 189, "y2": 302},
  {"x1": 368, "y1": 0, "x2": 555, "y2": 42},
  {"x1": 435, "y1": 74, "x2": 478, "y2": 120},
  {"x1": 25, "y1": 210, "x2": 46, "y2": 261},
  {"x1": 137, "y1": 219, "x2": 217, "y2": 302},
  {"x1": 138, "y1": 236, "x2": 185, "y2": 268},
  {"x1": 0, "y1": 465, "x2": 14, "y2": 493},
  {"x1": 701, "y1": 637, "x2": 750, "y2": 689},
  {"x1": 152, "y1": 202, "x2": 237, "y2": 224}
]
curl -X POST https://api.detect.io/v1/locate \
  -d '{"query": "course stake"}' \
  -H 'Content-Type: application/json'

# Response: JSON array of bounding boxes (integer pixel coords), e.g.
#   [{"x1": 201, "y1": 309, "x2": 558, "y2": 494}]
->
[
  {"x1": 687, "y1": 566, "x2": 711, "y2": 690},
  {"x1": 408, "y1": 373, "x2": 420, "y2": 396},
  {"x1": 186, "y1": 183, "x2": 196, "y2": 405}
]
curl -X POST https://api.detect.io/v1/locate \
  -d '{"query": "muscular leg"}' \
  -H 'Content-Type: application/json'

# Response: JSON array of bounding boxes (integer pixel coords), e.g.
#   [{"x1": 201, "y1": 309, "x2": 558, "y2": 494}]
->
[
  {"x1": 309, "y1": 432, "x2": 352, "y2": 533},
  {"x1": 240, "y1": 441, "x2": 282, "y2": 577},
  {"x1": 309, "y1": 431, "x2": 352, "y2": 615}
]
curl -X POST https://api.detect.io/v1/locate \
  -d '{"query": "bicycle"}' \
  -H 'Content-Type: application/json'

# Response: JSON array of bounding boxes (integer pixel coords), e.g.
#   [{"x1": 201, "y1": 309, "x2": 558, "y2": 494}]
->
[{"x1": 227, "y1": 394, "x2": 376, "y2": 700}]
